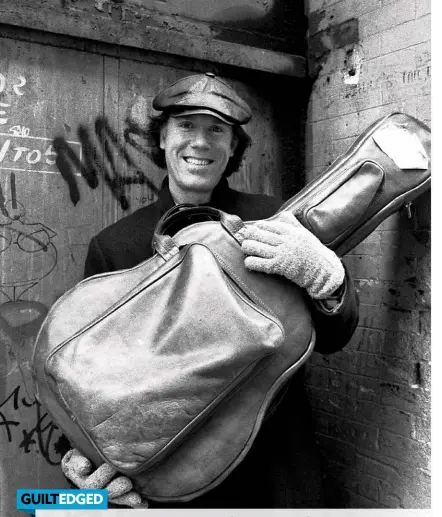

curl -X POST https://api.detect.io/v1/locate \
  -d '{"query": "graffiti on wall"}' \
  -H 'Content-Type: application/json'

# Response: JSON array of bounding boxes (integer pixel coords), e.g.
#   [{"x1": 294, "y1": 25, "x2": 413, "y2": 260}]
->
[
  {"x1": 53, "y1": 116, "x2": 160, "y2": 210},
  {"x1": 0, "y1": 383, "x2": 69, "y2": 465},
  {"x1": 0, "y1": 69, "x2": 66, "y2": 471},
  {"x1": 0, "y1": 174, "x2": 58, "y2": 302}
]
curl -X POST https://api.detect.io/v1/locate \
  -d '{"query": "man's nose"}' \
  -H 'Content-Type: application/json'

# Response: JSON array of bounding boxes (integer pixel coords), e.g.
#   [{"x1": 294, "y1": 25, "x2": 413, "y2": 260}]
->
[{"x1": 190, "y1": 129, "x2": 211, "y2": 149}]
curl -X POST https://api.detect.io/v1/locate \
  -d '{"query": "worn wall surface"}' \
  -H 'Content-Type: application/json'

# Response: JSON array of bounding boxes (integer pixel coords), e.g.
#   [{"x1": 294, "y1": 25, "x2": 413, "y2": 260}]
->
[
  {"x1": 304, "y1": 0, "x2": 431, "y2": 508},
  {"x1": 0, "y1": 32, "x2": 307, "y2": 516},
  {"x1": 0, "y1": 0, "x2": 307, "y2": 78}
]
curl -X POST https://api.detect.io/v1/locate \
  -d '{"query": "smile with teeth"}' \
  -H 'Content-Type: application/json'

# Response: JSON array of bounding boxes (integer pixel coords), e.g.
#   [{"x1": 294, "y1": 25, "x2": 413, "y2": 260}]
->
[{"x1": 183, "y1": 157, "x2": 214, "y2": 166}]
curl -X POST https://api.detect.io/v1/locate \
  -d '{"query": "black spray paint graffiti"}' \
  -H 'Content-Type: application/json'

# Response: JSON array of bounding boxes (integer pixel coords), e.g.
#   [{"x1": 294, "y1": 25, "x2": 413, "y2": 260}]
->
[
  {"x1": 0, "y1": 384, "x2": 69, "y2": 465},
  {"x1": 53, "y1": 117, "x2": 160, "y2": 210}
]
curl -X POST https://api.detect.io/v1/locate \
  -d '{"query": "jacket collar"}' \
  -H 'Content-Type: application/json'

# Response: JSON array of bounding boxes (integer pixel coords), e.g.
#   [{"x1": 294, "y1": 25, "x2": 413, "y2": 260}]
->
[{"x1": 158, "y1": 176, "x2": 231, "y2": 215}]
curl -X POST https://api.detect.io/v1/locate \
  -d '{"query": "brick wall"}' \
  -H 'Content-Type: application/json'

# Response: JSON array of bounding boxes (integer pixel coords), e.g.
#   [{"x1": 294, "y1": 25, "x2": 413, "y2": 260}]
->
[{"x1": 304, "y1": 0, "x2": 430, "y2": 508}]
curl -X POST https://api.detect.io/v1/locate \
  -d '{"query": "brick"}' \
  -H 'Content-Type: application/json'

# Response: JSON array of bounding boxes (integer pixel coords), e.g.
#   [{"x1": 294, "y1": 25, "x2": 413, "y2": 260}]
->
[
  {"x1": 377, "y1": 490, "x2": 403, "y2": 508},
  {"x1": 307, "y1": 105, "x2": 387, "y2": 143},
  {"x1": 329, "y1": 369, "x2": 382, "y2": 402},
  {"x1": 411, "y1": 414, "x2": 431, "y2": 443},
  {"x1": 349, "y1": 397, "x2": 411, "y2": 437},
  {"x1": 325, "y1": 461, "x2": 359, "y2": 494},
  {"x1": 415, "y1": 254, "x2": 431, "y2": 309},
  {"x1": 355, "y1": 452, "x2": 401, "y2": 483},
  {"x1": 382, "y1": 329, "x2": 430, "y2": 361},
  {"x1": 367, "y1": 402, "x2": 413, "y2": 436},
  {"x1": 304, "y1": 364, "x2": 331, "y2": 389},
  {"x1": 358, "y1": 304, "x2": 420, "y2": 333},
  {"x1": 412, "y1": 183, "x2": 431, "y2": 222},
  {"x1": 378, "y1": 472, "x2": 431, "y2": 508},
  {"x1": 347, "y1": 327, "x2": 385, "y2": 354},
  {"x1": 381, "y1": 71, "x2": 431, "y2": 105},
  {"x1": 310, "y1": 0, "x2": 381, "y2": 33},
  {"x1": 306, "y1": 135, "x2": 355, "y2": 167},
  {"x1": 347, "y1": 231, "x2": 381, "y2": 255},
  {"x1": 354, "y1": 452, "x2": 431, "y2": 507},
  {"x1": 377, "y1": 255, "x2": 417, "y2": 282},
  {"x1": 378, "y1": 430, "x2": 430, "y2": 469},
  {"x1": 307, "y1": 386, "x2": 359, "y2": 418},
  {"x1": 343, "y1": 489, "x2": 384, "y2": 508},
  {"x1": 400, "y1": 490, "x2": 431, "y2": 509},
  {"x1": 309, "y1": 18, "x2": 359, "y2": 58},
  {"x1": 416, "y1": 0, "x2": 431, "y2": 18},
  {"x1": 353, "y1": 352, "x2": 386, "y2": 379},
  {"x1": 360, "y1": 33, "x2": 382, "y2": 60},
  {"x1": 380, "y1": 15, "x2": 430, "y2": 55},
  {"x1": 316, "y1": 432, "x2": 357, "y2": 465},
  {"x1": 380, "y1": 381, "x2": 430, "y2": 417},
  {"x1": 380, "y1": 230, "x2": 429, "y2": 260},
  {"x1": 325, "y1": 413, "x2": 380, "y2": 451},
  {"x1": 357, "y1": 473, "x2": 382, "y2": 502},
  {"x1": 360, "y1": 0, "x2": 416, "y2": 38},
  {"x1": 318, "y1": 348, "x2": 357, "y2": 373},
  {"x1": 357, "y1": 449, "x2": 431, "y2": 480},
  {"x1": 415, "y1": 41, "x2": 431, "y2": 68},
  {"x1": 310, "y1": 84, "x2": 383, "y2": 122},
  {"x1": 308, "y1": 0, "x2": 343, "y2": 15},
  {"x1": 365, "y1": 47, "x2": 416, "y2": 82},
  {"x1": 354, "y1": 279, "x2": 418, "y2": 310},
  {"x1": 418, "y1": 360, "x2": 431, "y2": 391},
  {"x1": 380, "y1": 355, "x2": 420, "y2": 385},
  {"x1": 416, "y1": 95, "x2": 431, "y2": 127},
  {"x1": 383, "y1": 95, "x2": 419, "y2": 118},
  {"x1": 344, "y1": 254, "x2": 379, "y2": 279}
]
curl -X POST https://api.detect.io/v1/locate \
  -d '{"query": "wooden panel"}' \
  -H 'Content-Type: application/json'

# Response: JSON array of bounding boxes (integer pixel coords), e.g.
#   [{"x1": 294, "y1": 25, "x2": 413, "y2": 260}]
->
[{"x1": 0, "y1": 38, "x2": 105, "y2": 517}]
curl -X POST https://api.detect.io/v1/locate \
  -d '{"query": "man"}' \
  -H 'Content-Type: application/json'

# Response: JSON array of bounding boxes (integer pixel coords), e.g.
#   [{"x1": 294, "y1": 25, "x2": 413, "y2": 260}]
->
[{"x1": 61, "y1": 72, "x2": 359, "y2": 508}]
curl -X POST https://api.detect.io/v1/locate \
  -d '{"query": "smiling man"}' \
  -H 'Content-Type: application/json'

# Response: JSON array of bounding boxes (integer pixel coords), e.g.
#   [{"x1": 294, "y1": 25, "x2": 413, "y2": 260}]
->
[
  {"x1": 62, "y1": 73, "x2": 359, "y2": 509},
  {"x1": 160, "y1": 113, "x2": 236, "y2": 204}
]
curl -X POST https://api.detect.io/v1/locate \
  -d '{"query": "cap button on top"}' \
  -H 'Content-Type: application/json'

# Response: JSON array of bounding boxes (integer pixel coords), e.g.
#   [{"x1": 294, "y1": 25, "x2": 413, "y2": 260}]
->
[{"x1": 205, "y1": 72, "x2": 216, "y2": 78}]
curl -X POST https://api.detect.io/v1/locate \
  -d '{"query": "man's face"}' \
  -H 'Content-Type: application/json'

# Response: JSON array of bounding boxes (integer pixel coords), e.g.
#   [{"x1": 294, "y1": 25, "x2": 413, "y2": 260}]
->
[{"x1": 160, "y1": 114, "x2": 237, "y2": 197}]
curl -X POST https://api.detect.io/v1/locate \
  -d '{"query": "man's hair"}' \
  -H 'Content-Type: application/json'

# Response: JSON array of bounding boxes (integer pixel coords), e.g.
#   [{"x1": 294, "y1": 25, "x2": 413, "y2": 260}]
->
[{"x1": 145, "y1": 112, "x2": 252, "y2": 178}]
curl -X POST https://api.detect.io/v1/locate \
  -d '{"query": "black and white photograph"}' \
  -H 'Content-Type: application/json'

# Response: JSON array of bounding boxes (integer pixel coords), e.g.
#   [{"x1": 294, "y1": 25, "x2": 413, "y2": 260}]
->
[{"x1": 0, "y1": 0, "x2": 432, "y2": 515}]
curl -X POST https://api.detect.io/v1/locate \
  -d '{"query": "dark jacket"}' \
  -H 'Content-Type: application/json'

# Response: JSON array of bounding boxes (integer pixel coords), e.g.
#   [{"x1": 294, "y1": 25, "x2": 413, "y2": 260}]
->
[{"x1": 84, "y1": 178, "x2": 359, "y2": 508}]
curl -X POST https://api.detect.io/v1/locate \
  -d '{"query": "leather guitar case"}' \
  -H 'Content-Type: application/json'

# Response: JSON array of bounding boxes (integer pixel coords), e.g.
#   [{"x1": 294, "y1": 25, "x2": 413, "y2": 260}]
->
[{"x1": 31, "y1": 112, "x2": 430, "y2": 502}]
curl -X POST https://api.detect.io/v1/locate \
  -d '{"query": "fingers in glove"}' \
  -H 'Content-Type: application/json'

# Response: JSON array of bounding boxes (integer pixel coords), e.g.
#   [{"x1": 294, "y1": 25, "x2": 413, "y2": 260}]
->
[
  {"x1": 106, "y1": 476, "x2": 133, "y2": 499},
  {"x1": 81, "y1": 462, "x2": 118, "y2": 489},
  {"x1": 253, "y1": 219, "x2": 293, "y2": 235},
  {"x1": 274, "y1": 211, "x2": 303, "y2": 227},
  {"x1": 241, "y1": 225, "x2": 283, "y2": 246},
  {"x1": 61, "y1": 449, "x2": 93, "y2": 487},
  {"x1": 241, "y1": 239, "x2": 276, "y2": 259},
  {"x1": 244, "y1": 255, "x2": 274, "y2": 274},
  {"x1": 110, "y1": 492, "x2": 149, "y2": 509}
]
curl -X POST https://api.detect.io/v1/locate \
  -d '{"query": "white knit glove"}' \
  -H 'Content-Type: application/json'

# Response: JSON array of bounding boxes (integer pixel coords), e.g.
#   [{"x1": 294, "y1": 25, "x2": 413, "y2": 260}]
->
[
  {"x1": 61, "y1": 449, "x2": 149, "y2": 509},
  {"x1": 240, "y1": 212, "x2": 345, "y2": 299}
]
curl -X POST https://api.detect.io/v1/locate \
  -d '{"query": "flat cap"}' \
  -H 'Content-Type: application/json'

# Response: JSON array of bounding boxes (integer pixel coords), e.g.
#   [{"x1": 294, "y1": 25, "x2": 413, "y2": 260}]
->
[{"x1": 152, "y1": 73, "x2": 252, "y2": 125}]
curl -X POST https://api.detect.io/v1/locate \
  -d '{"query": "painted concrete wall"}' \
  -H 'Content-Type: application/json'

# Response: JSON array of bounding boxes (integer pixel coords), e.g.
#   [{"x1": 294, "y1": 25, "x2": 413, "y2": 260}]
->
[
  {"x1": 91, "y1": 0, "x2": 307, "y2": 53},
  {"x1": 304, "y1": 0, "x2": 431, "y2": 508}
]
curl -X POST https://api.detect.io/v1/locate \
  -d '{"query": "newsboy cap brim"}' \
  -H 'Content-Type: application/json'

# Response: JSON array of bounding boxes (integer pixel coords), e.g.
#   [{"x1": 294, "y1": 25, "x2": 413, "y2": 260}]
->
[
  {"x1": 152, "y1": 73, "x2": 252, "y2": 125},
  {"x1": 170, "y1": 108, "x2": 235, "y2": 125}
]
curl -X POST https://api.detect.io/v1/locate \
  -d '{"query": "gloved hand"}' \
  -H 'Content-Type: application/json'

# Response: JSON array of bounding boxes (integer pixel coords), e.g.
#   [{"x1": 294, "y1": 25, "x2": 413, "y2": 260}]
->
[
  {"x1": 61, "y1": 449, "x2": 149, "y2": 509},
  {"x1": 239, "y1": 212, "x2": 345, "y2": 299}
]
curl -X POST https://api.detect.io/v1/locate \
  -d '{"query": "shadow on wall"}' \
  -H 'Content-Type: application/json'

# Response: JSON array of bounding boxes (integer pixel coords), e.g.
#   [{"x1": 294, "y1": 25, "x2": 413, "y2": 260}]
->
[{"x1": 140, "y1": 0, "x2": 308, "y2": 52}]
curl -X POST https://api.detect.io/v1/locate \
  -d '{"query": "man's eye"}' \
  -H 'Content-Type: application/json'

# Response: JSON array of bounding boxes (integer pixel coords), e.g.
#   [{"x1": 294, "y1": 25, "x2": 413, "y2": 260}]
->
[
  {"x1": 179, "y1": 121, "x2": 193, "y2": 129},
  {"x1": 210, "y1": 125, "x2": 224, "y2": 133}
]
